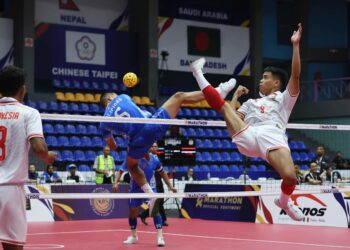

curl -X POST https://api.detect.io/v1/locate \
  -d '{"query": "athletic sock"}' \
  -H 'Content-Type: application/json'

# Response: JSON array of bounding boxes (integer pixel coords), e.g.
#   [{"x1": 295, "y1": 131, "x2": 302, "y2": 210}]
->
[
  {"x1": 280, "y1": 181, "x2": 296, "y2": 207},
  {"x1": 153, "y1": 214, "x2": 163, "y2": 230},
  {"x1": 193, "y1": 71, "x2": 210, "y2": 90},
  {"x1": 202, "y1": 85, "x2": 225, "y2": 111},
  {"x1": 141, "y1": 183, "x2": 154, "y2": 193}
]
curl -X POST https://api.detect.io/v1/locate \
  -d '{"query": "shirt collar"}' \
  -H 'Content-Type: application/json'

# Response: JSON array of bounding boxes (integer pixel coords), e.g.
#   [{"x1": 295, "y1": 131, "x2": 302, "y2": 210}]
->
[{"x1": 0, "y1": 97, "x2": 18, "y2": 103}]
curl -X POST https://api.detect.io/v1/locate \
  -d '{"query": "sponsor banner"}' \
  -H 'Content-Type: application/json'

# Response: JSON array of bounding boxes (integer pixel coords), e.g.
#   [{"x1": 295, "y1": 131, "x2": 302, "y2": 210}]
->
[
  {"x1": 158, "y1": 18, "x2": 250, "y2": 75},
  {"x1": 35, "y1": 0, "x2": 128, "y2": 30},
  {"x1": 35, "y1": 24, "x2": 138, "y2": 82},
  {"x1": 256, "y1": 192, "x2": 349, "y2": 227},
  {"x1": 51, "y1": 184, "x2": 129, "y2": 220},
  {"x1": 25, "y1": 185, "x2": 54, "y2": 222},
  {"x1": 181, "y1": 184, "x2": 259, "y2": 222},
  {"x1": 0, "y1": 18, "x2": 14, "y2": 68},
  {"x1": 159, "y1": 0, "x2": 249, "y2": 26},
  {"x1": 342, "y1": 191, "x2": 350, "y2": 228}
]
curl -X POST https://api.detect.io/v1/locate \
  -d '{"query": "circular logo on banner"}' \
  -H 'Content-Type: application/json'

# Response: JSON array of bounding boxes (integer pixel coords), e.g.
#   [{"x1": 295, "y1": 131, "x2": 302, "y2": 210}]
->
[
  {"x1": 90, "y1": 187, "x2": 115, "y2": 217},
  {"x1": 75, "y1": 36, "x2": 96, "y2": 61}
]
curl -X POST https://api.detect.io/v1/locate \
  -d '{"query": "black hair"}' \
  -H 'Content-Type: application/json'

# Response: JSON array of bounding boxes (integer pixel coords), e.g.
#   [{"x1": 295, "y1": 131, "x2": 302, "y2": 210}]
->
[
  {"x1": 100, "y1": 92, "x2": 114, "y2": 108},
  {"x1": 263, "y1": 66, "x2": 288, "y2": 88},
  {"x1": 0, "y1": 65, "x2": 26, "y2": 97}
]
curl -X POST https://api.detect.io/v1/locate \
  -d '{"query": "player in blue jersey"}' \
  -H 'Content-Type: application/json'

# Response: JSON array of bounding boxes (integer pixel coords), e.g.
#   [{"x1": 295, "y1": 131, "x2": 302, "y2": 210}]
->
[
  {"x1": 113, "y1": 148, "x2": 176, "y2": 246},
  {"x1": 100, "y1": 80, "x2": 236, "y2": 215}
]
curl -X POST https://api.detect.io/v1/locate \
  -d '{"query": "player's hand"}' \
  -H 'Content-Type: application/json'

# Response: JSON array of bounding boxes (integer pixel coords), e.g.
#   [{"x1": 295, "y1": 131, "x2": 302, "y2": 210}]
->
[
  {"x1": 46, "y1": 151, "x2": 57, "y2": 165},
  {"x1": 169, "y1": 187, "x2": 177, "y2": 193},
  {"x1": 234, "y1": 85, "x2": 249, "y2": 98},
  {"x1": 112, "y1": 183, "x2": 119, "y2": 193},
  {"x1": 291, "y1": 23, "x2": 302, "y2": 45}
]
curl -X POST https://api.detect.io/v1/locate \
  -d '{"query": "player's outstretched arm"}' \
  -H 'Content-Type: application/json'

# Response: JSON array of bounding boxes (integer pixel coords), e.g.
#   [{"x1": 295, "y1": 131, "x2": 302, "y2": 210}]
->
[
  {"x1": 30, "y1": 137, "x2": 56, "y2": 164},
  {"x1": 288, "y1": 23, "x2": 302, "y2": 96}
]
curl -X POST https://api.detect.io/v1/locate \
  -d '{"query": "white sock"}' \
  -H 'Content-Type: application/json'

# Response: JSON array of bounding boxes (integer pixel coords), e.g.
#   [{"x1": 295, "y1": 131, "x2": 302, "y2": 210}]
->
[
  {"x1": 141, "y1": 183, "x2": 154, "y2": 193},
  {"x1": 157, "y1": 229, "x2": 163, "y2": 238},
  {"x1": 131, "y1": 229, "x2": 137, "y2": 238},
  {"x1": 193, "y1": 71, "x2": 210, "y2": 91},
  {"x1": 279, "y1": 192, "x2": 290, "y2": 207}
]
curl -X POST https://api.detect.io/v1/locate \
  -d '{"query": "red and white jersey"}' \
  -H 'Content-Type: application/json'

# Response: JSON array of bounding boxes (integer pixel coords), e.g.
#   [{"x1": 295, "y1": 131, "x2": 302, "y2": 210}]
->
[
  {"x1": 237, "y1": 89, "x2": 298, "y2": 130},
  {"x1": 0, "y1": 97, "x2": 43, "y2": 185}
]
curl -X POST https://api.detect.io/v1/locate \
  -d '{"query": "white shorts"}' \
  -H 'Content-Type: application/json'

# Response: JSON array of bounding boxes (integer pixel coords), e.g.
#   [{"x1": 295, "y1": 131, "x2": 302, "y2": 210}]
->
[
  {"x1": 0, "y1": 185, "x2": 27, "y2": 245},
  {"x1": 232, "y1": 124, "x2": 290, "y2": 163}
]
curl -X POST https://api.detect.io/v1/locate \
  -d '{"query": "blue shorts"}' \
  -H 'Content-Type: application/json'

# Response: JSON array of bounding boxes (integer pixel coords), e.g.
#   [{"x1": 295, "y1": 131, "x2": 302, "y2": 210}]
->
[
  {"x1": 128, "y1": 107, "x2": 171, "y2": 159},
  {"x1": 128, "y1": 188, "x2": 156, "y2": 208}
]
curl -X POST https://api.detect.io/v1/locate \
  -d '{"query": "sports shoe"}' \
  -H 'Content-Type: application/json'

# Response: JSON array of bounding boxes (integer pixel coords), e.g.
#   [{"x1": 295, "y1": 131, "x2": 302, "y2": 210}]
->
[
  {"x1": 190, "y1": 58, "x2": 206, "y2": 74},
  {"x1": 216, "y1": 78, "x2": 237, "y2": 99},
  {"x1": 274, "y1": 198, "x2": 304, "y2": 221},
  {"x1": 123, "y1": 236, "x2": 138, "y2": 244},
  {"x1": 157, "y1": 237, "x2": 165, "y2": 247},
  {"x1": 149, "y1": 198, "x2": 161, "y2": 217}
]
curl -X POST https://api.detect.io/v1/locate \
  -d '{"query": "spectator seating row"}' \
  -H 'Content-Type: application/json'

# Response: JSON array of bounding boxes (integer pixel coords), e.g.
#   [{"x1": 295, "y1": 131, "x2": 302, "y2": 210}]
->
[
  {"x1": 52, "y1": 79, "x2": 127, "y2": 92},
  {"x1": 46, "y1": 135, "x2": 127, "y2": 148},
  {"x1": 196, "y1": 151, "x2": 243, "y2": 163},
  {"x1": 55, "y1": 150, "x2": 126, "y2": 162},
  {"x1": 163, "y1": 164, "x2": 266, "y2": 172}
]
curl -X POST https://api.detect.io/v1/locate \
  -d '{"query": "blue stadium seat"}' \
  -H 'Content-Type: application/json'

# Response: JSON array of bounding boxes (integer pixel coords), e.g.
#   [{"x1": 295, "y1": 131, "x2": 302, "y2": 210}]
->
[
  {"x1": 193, "y1": 165, "x2": 200, "y2": 172},
  {"x1": 299, "y1": 152, "x2": 309, "y2": 161},
  {"x1": 292, "y1": 152, "x2": 300, "y2": 161},
  {"x1": 212, "y1": 139, "x2": 222, "y2": 148},
  {"x1": 162, "y1": 166, "x2": 169, "y2": 172},
  {"x1": 220, "y1": 152, "x2": 230, "y2": 162},
  {"x1": 36, "y1": 101, "x2": 47, "y2": 111},
  {"x1": 91, "y1": 81, "x2": 100, "y2": 91},
  {"x1": 308, "y1": 152, "x2": 315, "y2": 159},
  {"x1": 257, "y1": 165, "x2": 266, "y2": 171},
  {"x1": 230, "y1": 152, "x2": 243, "y2": 162},
  {"x1": 62, "y1": 150, "x2": 74, "y2": 161},
  {"x1": 72, "y1": 80, "x2": 81, "y2": 89},
  {"x1": 177, "y1": 109, "x2": 184, "y2": 117},
  {"x1": 79, "y1": 103, "x2": 90, "y2": 113},
  {"x1": 80, "y1": 136, "x2": 92, "y2": 147},
  {"x1": 221, "y1": 165, "x2": 229, "y2": 172},
  {"x1": 192, "y1": 109, "x2": 200, "y2": 117},
  {"x1": 300, "y1": 164, "x2": 309, "y2": 171},
  {"x1": 76, "y1": 124, "x2": 87, "y2": 134},
  {"x1": 43, "y1": 124, "x2": 54, "y2": 134},
  {"x1": 211, "y1": 152, "x2": 221, "y2": 162},
  {"x1": 91, "y1": 136, "x2": 104, "y2": 147},
  {"x1": 205, "y1": 128, "x2": 214, "y2": 138},
  {"x1": 62, "y1": 80, "x2": 71, "y2": 89},
  {"x1": 54, "y1": 124, "x2": 65, "y2": 134},
  {"x1": 249, "y1": 165, "x2": 258, "y2": 171},
  {"x1": 26, "y1": 100, "x2": 36, "y2": 109},
  {"x1": 200, "y1": 165, "x2": 209, "y2": 172},
  {"x1": 187, "y1": 128, "x2": 196, "y2": 137},
  {"x1": 201, "y1": 152, "x2": 212, "y2": 162},
  {"x1": 222, "y1": 140, "x2": 231, "y2": 149},
  {"x1": 66, "y1": 124, "x2": 76, "y2": 134},
  {"x1": 111, "y1": 82, "x2": 118, "y2": 92},
  {"x1": 203, "y1": 139, "x2": 213, "y2": 149},
  {"x1": 229, "y1": 165, "x2": 239, "y2": 172},
  {"x1": 87, "y1": 125, "x2": 98, "y2": 135},
  {"x1": 58, "y1": 102, "x2": 69, "y2": 112},
  {"x1": 81, "y1": 81, "x2": 91, "y2": 89},
  {"x1": 78, "y1": 164, "x2": 91, "y2": 172},
  {"x1": 289, "y1": 141, "x2": 298, "y2": 150},
  {"x1": 52, "y1": 79, "x2": 62, "y2": 88},
  {"x1": 196, "y1": 128, "x2": 205, "y2": 138},
  {"x1": 110, "y1": 151, "x2": 120, "y2": 162},
  {"x1": 297, "y1": 141, "x2": 306, "y2": 149},
  {"x1": 199, "y1": 109, "x2": 208, "y2": 117},
  {"x1": 196, "y1": 152, "x2": 202, "y2": 162},
  {"x1": 90, "y1": 103, "x2": 101, "y2": 113},
  {"x1": 69, "y1": 103, "x2": 79, "y2": 113},
  {"x1": 239, "y1": 165, "x2": 245, "y2": 171},
  {"x1": 195, "y1": 139, "x2": 203, "y2": 149},
  {"x1": 46, "y1": 135, "x2": 58, "y2": 147},
  {"x1": 69, "y1": 136, "x2": 81, "y2": 147},
  {"x1": 210, "y1": 165, "x2": 219, "y2": 172},
  {"x1": 183, "y1": 108, "x2": 192, "y2": 118},
  {"x1": 100, "y1": 82, "x2": 109, "y2": 92},
  {"x1": 74, "y1": 150, "x2": 85, "y2": 161},
  {"x1": 222, "y1": 130, "x2": 229, "y2": 138},
  {"x1": 55, "y1": 151, "x2": 62, "y2": 161},
  {"x1": 86, "y1": 150, "x2": 97, "y2": 161},
  {"x1": 213, "y1": 129, "x2": 223, "y2": 138},
  {"x1": 208, "y1": 109, "x2": 217, "y2": 118},
  {"x1": 57, "y1": 136, "x2": 69, "y2": 147},
  {"x1": 47, "y1": 101, "x2": 58, "y2": 112}
]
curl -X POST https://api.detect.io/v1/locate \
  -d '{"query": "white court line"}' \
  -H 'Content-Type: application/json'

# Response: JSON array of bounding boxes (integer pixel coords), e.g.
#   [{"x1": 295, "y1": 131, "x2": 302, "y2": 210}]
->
[
  {"x1": 28, "y1": 228, "x2": 350, "y2": 249},
  {"x1": 25, "y1": 244, "x2": 64, "y2": 249}
]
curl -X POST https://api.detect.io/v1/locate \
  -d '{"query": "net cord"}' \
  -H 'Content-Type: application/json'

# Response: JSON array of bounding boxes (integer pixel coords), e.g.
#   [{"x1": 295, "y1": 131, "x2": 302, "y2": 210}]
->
[
  {"x1": 25, "y1": 187, "x2": 350, "y2": 200},
  {"x1": 40, "y1": 114, "x2": 350, "y2": 131}
]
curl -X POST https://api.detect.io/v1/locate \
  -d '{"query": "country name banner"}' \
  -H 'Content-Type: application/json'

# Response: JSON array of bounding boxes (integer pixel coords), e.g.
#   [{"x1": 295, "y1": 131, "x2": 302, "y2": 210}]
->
[
  {"x1": 158, "y1": 18, "x2": 250, "y2": 75},
  {"x1": 0, "y1": 18, "x2": 14, "y2": 68},
  {"x1": 35, "y1": 0, "x2": 128, "y2": 30},
  {"x1": 35, "y1": 24, "x2": 138, "y2": 82}
]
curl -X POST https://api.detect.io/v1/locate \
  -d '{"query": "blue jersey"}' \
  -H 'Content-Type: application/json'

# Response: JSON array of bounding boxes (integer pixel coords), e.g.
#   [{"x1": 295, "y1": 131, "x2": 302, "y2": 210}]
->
[
  {"x1": 99, "y1": 94, "x2": 152, "y2": 139},
  {"x1": 120, "y1": 154, "x2": 163, "y2": 192}
]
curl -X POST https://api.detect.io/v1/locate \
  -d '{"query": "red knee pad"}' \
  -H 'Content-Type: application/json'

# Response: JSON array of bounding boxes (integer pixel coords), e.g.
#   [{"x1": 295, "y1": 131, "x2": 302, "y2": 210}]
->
[
  {"x1": 202, "y1": 86, "x2": 225, "y2": 111},
  {"x1": 281, "y1": 181, "x2": 296, "y2": 195}
]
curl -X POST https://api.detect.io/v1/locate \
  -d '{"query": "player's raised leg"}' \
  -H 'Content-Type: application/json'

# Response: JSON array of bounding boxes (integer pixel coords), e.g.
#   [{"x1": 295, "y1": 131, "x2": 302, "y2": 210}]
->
[{"x1": 268, "y1": 148, "x2": 304, "y2": 221}]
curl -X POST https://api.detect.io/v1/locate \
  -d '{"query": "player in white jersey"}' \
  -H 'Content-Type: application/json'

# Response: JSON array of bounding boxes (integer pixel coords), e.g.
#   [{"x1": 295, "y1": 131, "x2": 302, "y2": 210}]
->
[
  {"x1": 191, "y1": 24, "x2": 304, "y2": 221},
  {"x1": 0, "y1": 66, "x2": 56, "y2": 250}
]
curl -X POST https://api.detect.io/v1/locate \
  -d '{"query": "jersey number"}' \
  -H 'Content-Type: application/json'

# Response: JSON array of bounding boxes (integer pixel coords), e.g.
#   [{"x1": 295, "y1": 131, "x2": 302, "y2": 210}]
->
[{"x1": 0, "y1": 126, "x2": 7, "y2": 161}]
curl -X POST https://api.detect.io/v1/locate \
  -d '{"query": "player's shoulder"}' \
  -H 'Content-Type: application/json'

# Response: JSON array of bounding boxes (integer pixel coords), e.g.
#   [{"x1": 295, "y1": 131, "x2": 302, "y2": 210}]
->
[{"x1": 16, "y1": 102, "x2": 41, "y2": 115}]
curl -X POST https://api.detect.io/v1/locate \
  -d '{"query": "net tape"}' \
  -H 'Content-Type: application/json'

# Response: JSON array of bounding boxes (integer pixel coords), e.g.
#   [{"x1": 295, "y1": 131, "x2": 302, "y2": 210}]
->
[
  {"x1": 26, "y1": 186, "x2": 350, "y2": 200},
  {"x1": 41, "y1": 114, "x2": 350, "y2": 131}
]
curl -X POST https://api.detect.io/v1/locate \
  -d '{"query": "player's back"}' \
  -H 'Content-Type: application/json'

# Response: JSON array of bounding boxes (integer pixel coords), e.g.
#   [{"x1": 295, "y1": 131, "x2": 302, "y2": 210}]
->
[
  {"x1": 101, "y1": 94, "x2": 152, "y2": 138},
  {"x1": 0, "y1": 98, "x2": 43, "y2": 185}
]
